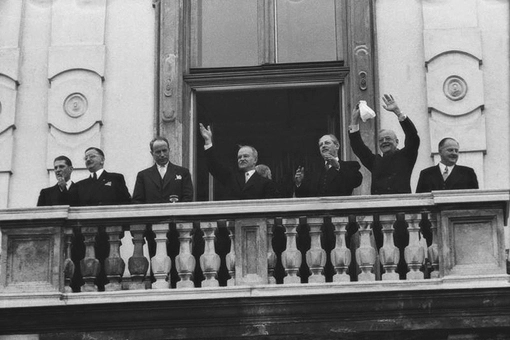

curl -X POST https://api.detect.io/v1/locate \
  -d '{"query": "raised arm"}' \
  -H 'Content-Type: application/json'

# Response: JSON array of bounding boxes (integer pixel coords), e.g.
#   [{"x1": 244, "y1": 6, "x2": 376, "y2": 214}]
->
[{"x1": 348, "y1": 105, "x2": 376, "y2": 171}]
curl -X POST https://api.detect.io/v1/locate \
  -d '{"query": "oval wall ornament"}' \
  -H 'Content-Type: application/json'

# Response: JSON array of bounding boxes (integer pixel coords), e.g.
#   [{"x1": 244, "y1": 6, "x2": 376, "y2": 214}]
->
[
  {"x1": 443, "y1": 76, "x2": 468, "y2": 101},
  {"x1": 63, "y1": 93, "x2": 88, "y2": 118}
]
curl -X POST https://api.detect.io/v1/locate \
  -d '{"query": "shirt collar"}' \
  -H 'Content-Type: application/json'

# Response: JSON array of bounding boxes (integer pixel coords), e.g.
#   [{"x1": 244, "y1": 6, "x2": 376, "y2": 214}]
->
[
  {"x1": 91, "y1": 168, "x2": 104, "y2": 179},
  {"x1": 245, "y1": 169, "x2": 255, "y2": 180},
  {"x1": 439, "y1": 162, "x2": 455, "y2": 172},
  {"x1": 157, "y1": 162, "x2": 168, "y2": 170}
]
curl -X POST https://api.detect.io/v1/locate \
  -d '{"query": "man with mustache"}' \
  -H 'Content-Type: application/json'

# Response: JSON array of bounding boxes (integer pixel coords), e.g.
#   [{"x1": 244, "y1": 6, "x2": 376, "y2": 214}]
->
[
  {"x1": 293, "y1": 134, "x2": 362, "y2": 197},
  {"x1": 199, "y1": 123, "x2": 278, "y2": 200},
  {"x1": 132, "y1": 137, "x2": 193, "y2": 203},
  {"x1": 37, "y1": 155, "x2": 79, "y2": 206},
  {"x1": 416, "y1": 137, "x2": 478, "y2": 193},
  {"x1": 77, "y1": 147, "x2": 131, "y2": 206},
  {"x1": 348, "y1": 94, "x2": 420, "y2": 195}
]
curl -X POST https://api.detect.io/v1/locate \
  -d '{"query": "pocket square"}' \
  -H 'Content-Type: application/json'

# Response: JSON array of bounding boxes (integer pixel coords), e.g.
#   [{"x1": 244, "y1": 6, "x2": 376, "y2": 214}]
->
[
  {"x1": 104, "y1": 181, "x2": 112, "y2": 186},
  {"x1": 175, "y1": 175, "x2": 182, "y2": 180}
]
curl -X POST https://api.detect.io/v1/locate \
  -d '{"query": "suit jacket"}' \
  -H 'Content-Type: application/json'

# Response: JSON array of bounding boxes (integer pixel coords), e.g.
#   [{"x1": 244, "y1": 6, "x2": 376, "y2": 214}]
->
[
  {"x1": 349, "y1": 117, "x2": 420, "y2": 194},
  {"x1": 205, "y1": 146, "x2": 278, "y2": 200},
  {"x1": 37, "y1": 182, "x2": 79, "y2": 206},
  {"x1": 416, "y1": 164, "x2": 479, "y2": 193},
  {"x1": 294, "y1": 161, "x2": 363, "y2": 197},
  {"x1": 132, "y1": 163, "x2": 193, "y2": 203},
  {"x1": 76, "y1": 170, "x2": 131, "y2": 206}
]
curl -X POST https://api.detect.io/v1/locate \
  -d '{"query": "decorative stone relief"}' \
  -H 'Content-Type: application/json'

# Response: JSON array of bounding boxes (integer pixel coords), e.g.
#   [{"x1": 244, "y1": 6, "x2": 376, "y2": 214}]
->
[
  {"x1": 47, "y1": 69, "x2": 103, "y2": 170},
  {"x1": 0, "y1": 47, "x2": 19, "y2": 177},
  {"x1": 424, "y1": 26, "x2": 486, "y2": 181},
  {"x1": 354, "y1": 45, "x2": 370, "y2": 93},
  {"x1": 443, "y1": 76, "x2": 467, "y2": 101},
  {"x1": 46, "y1": 1, "x2": 106, "y2": 171},
  {"x1": 162, "y1": 54, "x2": 177, "y2": 122},
  {"x1": 63, "y1": 92, "x2": 88, "y2": 118}
]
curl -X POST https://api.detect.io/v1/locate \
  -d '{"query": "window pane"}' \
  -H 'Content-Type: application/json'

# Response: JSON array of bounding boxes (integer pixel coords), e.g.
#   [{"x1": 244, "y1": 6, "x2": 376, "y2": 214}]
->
[
  {"x1": 276, "y1": 0, "x2": 338, "y2": 63},
  {"x1": 197, "y1": 0, "x2": 259, "y2": 67}
]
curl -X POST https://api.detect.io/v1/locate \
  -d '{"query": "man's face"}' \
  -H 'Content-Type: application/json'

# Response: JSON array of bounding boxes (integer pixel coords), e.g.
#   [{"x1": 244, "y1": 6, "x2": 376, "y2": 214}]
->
[
  {"x1": 439, "y1": 139, "x2": 459, "y2": 166},
  {"x1": 84, "y1": 149, "x2": 104, "y2": 173},
  {"x1": 54, "y1": 160, "x2": 72, "y2": 182},
  {"x1": 151, "y1": 140, "x2": 170, "y2": 166},
  {"x1": 319, "y1": 135, "x2": 339, "y2": 159},
  {"x1": 238, "y1": 146, "x2": 257, "y2": 172},
  {"x1": 379, "y1": 130, "x2": 398, "y2": 155}
]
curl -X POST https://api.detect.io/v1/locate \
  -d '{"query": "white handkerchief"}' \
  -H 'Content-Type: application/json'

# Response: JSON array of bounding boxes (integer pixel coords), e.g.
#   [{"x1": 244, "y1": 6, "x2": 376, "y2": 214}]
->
[{"x1": 359, "y1": 100, "x2": 376, "y2": 122}]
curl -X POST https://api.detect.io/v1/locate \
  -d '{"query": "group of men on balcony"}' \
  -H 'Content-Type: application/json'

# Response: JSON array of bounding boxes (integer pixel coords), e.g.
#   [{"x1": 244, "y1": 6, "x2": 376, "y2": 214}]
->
[{"x1": 37, "y1": 94, "x2": 478, "y2": 208}]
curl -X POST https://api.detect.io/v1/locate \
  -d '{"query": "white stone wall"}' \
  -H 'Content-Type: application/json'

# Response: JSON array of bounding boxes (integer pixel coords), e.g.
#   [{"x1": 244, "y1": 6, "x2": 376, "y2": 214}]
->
[
  {"x1": 0, "y1": 0, "x2": 156, "y2": 208},
  {"x1": 375, "y1": 0, "x2": 510, "y2": 192},
  {"x1": 1, "y1": 0, "x2": 509, "y2": 208}
]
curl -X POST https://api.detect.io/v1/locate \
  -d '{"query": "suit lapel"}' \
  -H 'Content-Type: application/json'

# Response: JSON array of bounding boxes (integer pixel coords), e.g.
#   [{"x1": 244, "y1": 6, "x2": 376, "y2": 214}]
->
[
  {"x1": 445, "y1": 166, "x2": 460, "y2": 188},
  {"x1": 236, "y1": 171, "x2": 246, "y2": 191},
  {"x1": 162, "y1": 163, "x2": 176, "y2": 189},
  {"x1": 148, "y1": 164, "x2": 162, "y2": 187},
  {"x1": 433, "y1": 165, "x2": 445, "y2": 185},
  {"x1": 244, "y1": 172, "x2": 258, "y2": 191},
  {"x1": 325, "y1": 163, "x2": 341, "y2": 188}
]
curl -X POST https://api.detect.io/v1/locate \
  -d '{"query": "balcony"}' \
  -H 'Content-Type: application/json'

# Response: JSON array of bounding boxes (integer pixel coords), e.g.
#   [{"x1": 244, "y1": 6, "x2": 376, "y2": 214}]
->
[{"x1": 1, "y1": 190, "x2": 510, "y2": 340}]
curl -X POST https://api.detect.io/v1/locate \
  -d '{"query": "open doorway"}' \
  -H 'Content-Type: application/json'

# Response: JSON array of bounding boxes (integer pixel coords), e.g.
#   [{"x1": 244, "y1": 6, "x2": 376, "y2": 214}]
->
[{"x1": 195, "y1": 85, "x2": 342, "y2": 201}]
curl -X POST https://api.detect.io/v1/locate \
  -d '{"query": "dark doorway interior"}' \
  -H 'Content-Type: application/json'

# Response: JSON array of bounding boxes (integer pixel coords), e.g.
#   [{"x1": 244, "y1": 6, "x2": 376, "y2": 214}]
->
[{"x1": 195, "y1": 85, "x2": 341, "y2": 201}]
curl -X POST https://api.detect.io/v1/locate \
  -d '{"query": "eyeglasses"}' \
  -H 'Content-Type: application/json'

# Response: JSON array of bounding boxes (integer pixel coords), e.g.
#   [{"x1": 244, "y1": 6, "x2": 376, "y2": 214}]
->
[{"x1": 84, "y1": 154, "x2": 99, "y2": 161}]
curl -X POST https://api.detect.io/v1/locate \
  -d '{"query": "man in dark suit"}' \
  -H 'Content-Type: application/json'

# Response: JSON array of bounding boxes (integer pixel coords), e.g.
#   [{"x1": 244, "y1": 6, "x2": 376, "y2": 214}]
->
[
  {"x1": 75, "y1": 147, "x2": 131, "y2": 291},
  {"x1": 416, "y1": 137, "x2": 479, "y2": 193},
  {"x1": 349, "y1": 94, "x2": 420, "y2": 195},
  {"x1": 132, "y1": 137, "x2": 193, "y2": 203},
  {"x1": 37, "y1": 155, "x2": 79, "y2": 206},
  {"x1": 293, "y1": 134, "x2": 363, "y2": 197},
  {"x1": 348, "y1": 94, "x2": 420, "y2": 279},
  {"x1": 199, "y1": 123, "x2": 278, "y2": 200},
  {"x1": 76, "y1": 147, "x2": 131, "y2": 206}
]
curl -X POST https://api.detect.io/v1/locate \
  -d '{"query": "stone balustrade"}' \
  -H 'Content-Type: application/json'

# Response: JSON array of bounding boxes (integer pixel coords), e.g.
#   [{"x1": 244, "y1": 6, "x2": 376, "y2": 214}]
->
[{"x1": 0, "y1": 190, "x2": 508, "y2": 295}]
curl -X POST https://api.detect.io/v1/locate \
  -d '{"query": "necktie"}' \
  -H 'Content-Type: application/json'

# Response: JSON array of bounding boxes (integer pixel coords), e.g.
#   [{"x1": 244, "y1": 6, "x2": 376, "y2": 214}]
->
[
  {"x1": 245, "y1": 172, "x2": 250, "y2": 183},
  {"x1": 93, "y1": 172, "x2": 97, "y2": 180},
  {"x1": 442, "y1": 166, "x2": 449, "y2": 181}
]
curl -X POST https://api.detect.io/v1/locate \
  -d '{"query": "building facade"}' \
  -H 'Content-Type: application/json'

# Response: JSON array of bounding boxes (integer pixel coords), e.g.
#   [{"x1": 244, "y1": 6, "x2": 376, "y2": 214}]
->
[
  {"x1": 1, "y1": 0, "x2": 508, "y2": 207},
  {"x1": 0, "y1": 1, "x2": 510, "y2": 339}
]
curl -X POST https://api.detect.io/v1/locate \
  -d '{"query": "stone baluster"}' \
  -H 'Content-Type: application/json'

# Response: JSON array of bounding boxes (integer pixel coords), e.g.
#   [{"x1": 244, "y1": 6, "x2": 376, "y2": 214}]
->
[
  {"x1": 355, "y1": 216, "x2": 376, "y2": 281},
  {"x1": 306, "y1": 217, "x2": 326, "y2": 283},
  {"x1": 175, "y1": 222, "x2": 196, "y2": 289},
  {"x1": 104, "y1": 226, "x2": 125, "y2": 291},
  {"x1": 330, "y1": 216, "x2": 351, "y2": 282},
  {"x1": 404, "y1": 214, "x2": 426, "y2": 280},
  {"x1": 151, "y1": 223, "x2": 171, "y2": 289},
  {"x1": 63, "y1": 227, "x2": 75, "y2": 293},
  {"x1": 427, "y1": 213, "x2": 440, "y2": 279},
  {"x1": 379, "y1": 215, "x2": 400, "y2": 281},
  {"x1": 224, "y1": 220, "x2": 236, "y2": 286},
  {"x1": 266, "y1": 219, "x2": 277, "y2": 285},
  {"x1": 281, "y1": 217, "x2": 301, "y2": 284},
  {"x1": 80, "y1": 226, "x2": 100, "y2": 292},
  {"x1": 200, "y1": 222, "x2": 221, "y2": 287},
  {"x1": 127, "y1": 224, "x2": 149, "y2": 290},
  {"x1": 120, "y1": 229, "x2": 133, "y2": 290},
  {"x1": 143, "y1": 235, "x2": 151, "y2": 289}
]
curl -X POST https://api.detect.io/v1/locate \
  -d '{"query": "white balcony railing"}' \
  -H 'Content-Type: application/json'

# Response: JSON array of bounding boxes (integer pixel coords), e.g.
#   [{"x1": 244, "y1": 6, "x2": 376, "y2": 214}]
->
[{"x1": 0, "y1": 190, "x2": 508, "y2": 308}]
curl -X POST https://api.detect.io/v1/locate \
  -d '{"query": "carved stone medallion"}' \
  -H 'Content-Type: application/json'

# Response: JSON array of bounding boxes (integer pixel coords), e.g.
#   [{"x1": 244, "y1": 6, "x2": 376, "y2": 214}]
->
[
  {"x1": 63, "y1": 93, "x2": 88, "y2": 118},
  {"x1": 443, "y1": 76, "x2": 467, "y2": 101}
]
